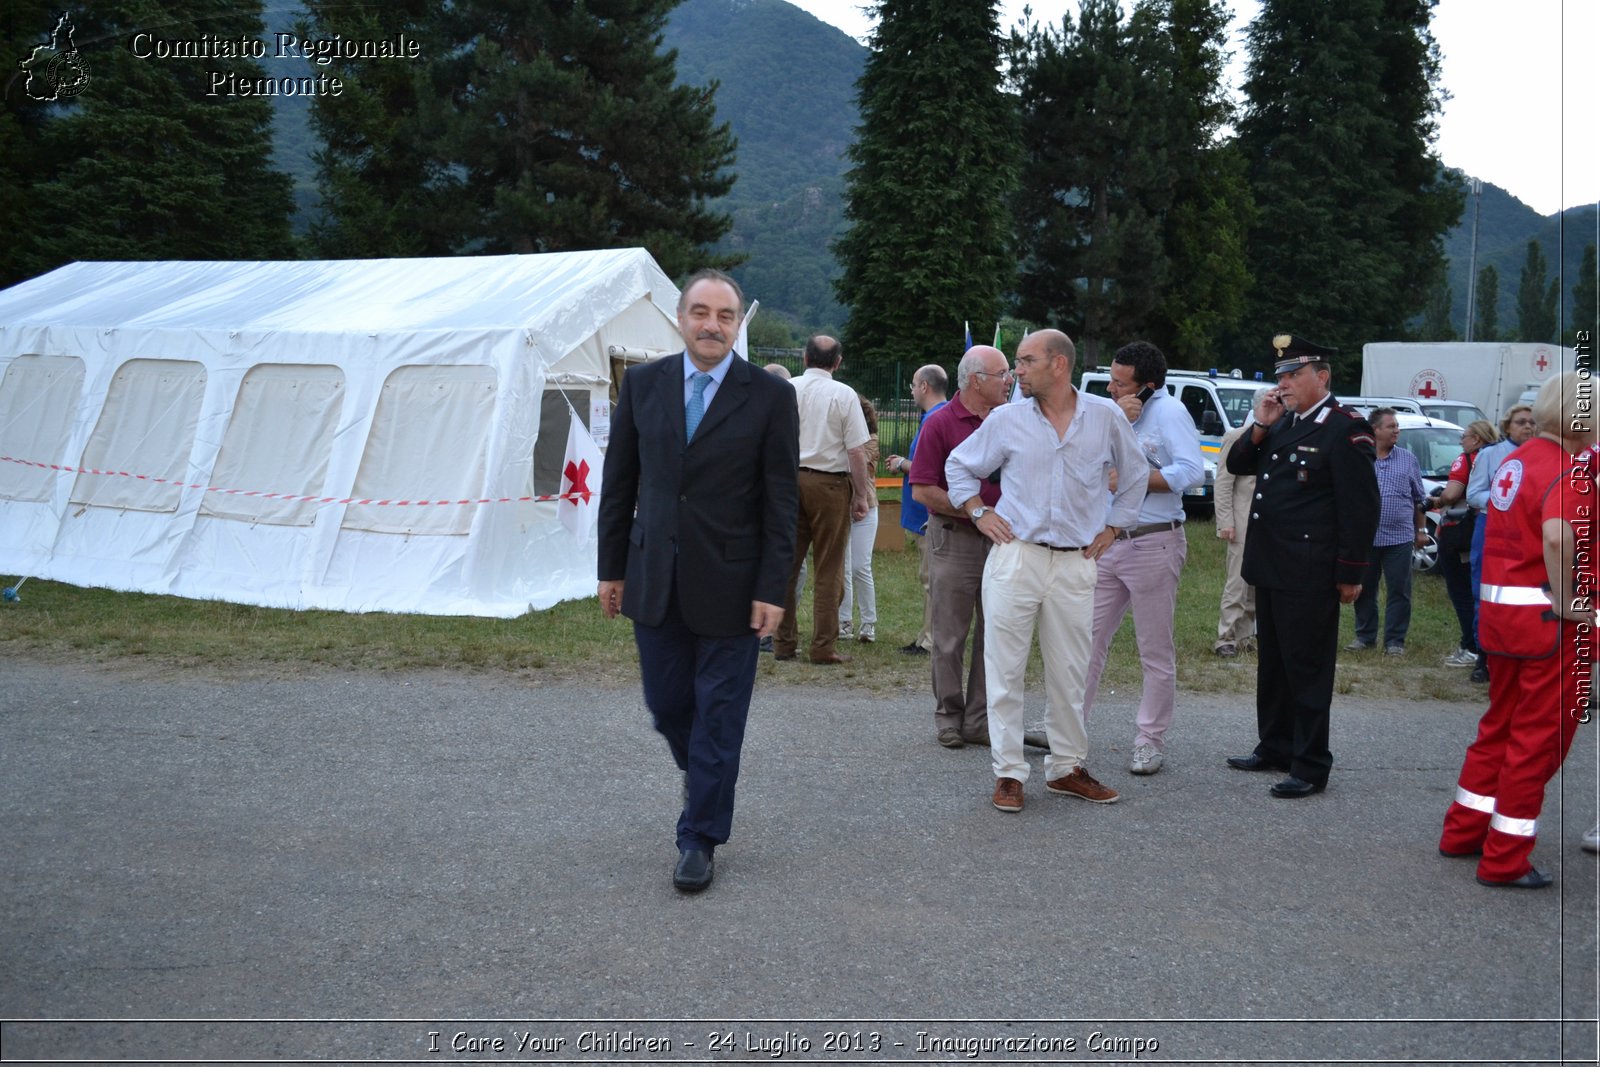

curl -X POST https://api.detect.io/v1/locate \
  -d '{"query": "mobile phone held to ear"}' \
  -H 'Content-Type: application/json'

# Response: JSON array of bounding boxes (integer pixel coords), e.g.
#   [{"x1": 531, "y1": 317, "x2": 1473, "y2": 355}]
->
[{"x1": 1136, "y1": 385, "x2": 1155, "y2": 403}]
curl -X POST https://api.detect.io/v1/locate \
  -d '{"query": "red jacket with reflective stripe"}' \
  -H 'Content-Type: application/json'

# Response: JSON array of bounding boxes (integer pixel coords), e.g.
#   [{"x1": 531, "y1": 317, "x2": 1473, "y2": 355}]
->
[{"x1": 1480, "y1": 437, "x2": 1592, "y2": 659}]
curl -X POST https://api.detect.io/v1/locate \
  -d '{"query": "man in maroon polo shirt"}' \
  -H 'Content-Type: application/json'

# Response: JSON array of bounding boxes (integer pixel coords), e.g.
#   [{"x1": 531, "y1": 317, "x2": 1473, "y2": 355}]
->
[{"x1": 908, "y1": 345, "x2": 1011, "y2": 749}]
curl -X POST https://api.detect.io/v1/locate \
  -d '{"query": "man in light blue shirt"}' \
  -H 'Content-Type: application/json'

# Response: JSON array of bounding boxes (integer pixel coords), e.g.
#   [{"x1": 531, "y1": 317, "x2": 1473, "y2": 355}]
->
[
  {"x1": 1080, "y1": 341, "x2": 1205, "y2": 776},
  {"x1": 946, "y1": 328, "x2": 1146, "y2": 813}
]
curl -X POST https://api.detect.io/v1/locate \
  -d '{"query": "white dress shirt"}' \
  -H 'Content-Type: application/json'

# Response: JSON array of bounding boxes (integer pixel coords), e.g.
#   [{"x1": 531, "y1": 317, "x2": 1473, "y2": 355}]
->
[{"x1": 946, "y1": 389, "x2": 1147, "y2": 547}]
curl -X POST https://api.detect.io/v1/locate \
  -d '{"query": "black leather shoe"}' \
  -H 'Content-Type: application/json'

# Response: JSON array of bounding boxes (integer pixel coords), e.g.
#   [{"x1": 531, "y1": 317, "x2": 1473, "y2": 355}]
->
[
  {"x1": 673, "y1": 848, "x2": 714, "y2": 892},
  {"x1": 1476, "y1": 866, "x2": 1552, "y2": 889},
  {"x1": 1269, "y1": 775, "x2": 1326, "y2": 798},
  {"x1": 1227, "y1": 753, "x2": 1286, "y2": 772},
  {"x1": 1439, "y1": 845, "x2": 1481, "y2": 858}
]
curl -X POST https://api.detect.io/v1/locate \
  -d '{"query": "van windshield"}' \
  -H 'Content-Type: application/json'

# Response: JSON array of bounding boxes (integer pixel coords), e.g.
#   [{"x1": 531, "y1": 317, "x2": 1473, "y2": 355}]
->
[
  {"x1": 1397, "y1": 426, "x2": 1466, "y2": 479},
  {"x1": 1215, "y1": 385, "x2": 1259, "y2": 427}
]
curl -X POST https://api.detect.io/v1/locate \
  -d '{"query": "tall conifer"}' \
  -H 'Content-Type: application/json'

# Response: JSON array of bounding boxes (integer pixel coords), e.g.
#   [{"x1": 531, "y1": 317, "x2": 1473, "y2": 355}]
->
[
  {"x1": 833, "y1": 0, "x2": 1017, "y2": 367},
  {"x1": 1010, "y1": 0, "x2": 1247, "y2": 365},
  {"x1": 307, "y1": 0, "x2": 737, "y2": 278},
  {"x1": 1237, "y1": 0, "x2": 1461, "y2": 380},
  {"x1": 13, "y1": 1, "x2": 295, "y2": 278},
  {"x1": 1514, "y1": 239, "x2": 1559, "y2": 343}
]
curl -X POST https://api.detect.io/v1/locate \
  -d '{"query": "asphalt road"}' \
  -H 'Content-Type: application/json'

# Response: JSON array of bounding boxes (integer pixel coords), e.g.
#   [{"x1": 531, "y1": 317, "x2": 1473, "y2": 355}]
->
[{"x1": 1, "y1": 660, "x2": 1595, "y2": 1066}]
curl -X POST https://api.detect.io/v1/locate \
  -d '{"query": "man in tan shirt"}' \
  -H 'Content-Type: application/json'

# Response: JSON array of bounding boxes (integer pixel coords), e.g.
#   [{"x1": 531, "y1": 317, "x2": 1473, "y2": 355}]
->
[{"x1": 774, "y1": 336, "x2": 873, "y2": 664}]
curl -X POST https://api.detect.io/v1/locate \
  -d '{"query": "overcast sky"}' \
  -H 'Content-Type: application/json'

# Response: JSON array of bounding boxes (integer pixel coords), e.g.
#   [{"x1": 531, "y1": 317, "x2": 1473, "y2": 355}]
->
[{"x1": 784, "y1": 0, "x2": 1598, "y2": 219}]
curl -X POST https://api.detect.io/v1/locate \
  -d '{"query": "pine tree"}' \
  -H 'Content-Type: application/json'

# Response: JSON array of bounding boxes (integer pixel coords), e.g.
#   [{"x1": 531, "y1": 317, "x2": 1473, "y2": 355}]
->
[
  {"x1": 1009, "y1": 0, "x2": 1246, "y2": 367},
  {"x1": 0, "y1": 0, "x2": 63, "y2": 286},
  {"x1": 1515, "y1": 239, "x2": 1559, "y2": 343},
  {"x1": 1011, "y1": 0, "x2": 1166, "y2": 365},
  {"x1": 833, "y1": 0, "x2": 1017, "y2": 368},
  {"x1": 12, "y1": 2, "x2": 295, "y2": 278},
  {"x1": 1569, "y1": 244, "x2": 1598, "y2": 350},
  {"x1": 1147, "y1": 0, "x2": 1252, "y2": 367},
  {"x1": 306, "y1": 0, "x2": 737, "y2": 278},
  {"x1": 1473, "y1": 264, "x2": 1500, "y2": 342},
  {"x1": 1237, "y1": 0, "x2": 1462, "y2": 381},
  {"x1": 1421, "y1": 274, "x2": 1456, "y2": 341}
]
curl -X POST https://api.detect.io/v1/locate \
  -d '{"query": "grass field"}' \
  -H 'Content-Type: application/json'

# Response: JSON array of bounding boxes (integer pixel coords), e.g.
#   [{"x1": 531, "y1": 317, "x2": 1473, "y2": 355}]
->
[{"x1": 0, "y1": 516, "x2": 1485, "y2": 703}]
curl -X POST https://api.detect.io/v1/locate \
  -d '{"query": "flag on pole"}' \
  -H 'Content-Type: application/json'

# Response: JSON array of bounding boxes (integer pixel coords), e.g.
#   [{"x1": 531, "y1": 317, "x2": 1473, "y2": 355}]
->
[
  {"x1": 992, "y1": 323, "x2": 1004, "y2": 355},
  {"x1": 737, "y1": 299, "x2": 759, "y2": 361},
  {"x1": 559, "y1": 416, "x2": 604, "y2": 542},
  {"x1": 964, "y1": 321, "x2": 973, "y2": 351}
]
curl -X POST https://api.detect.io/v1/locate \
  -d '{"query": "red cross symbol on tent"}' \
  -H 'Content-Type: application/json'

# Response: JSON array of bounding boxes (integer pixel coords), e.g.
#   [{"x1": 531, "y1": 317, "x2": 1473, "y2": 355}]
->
[
  {"x1": 1534, "y1": 350, "x2": 1551, "y2": 372},
  {"x1": 563, "y1": 458, "x2": 592, "y2": 505}
]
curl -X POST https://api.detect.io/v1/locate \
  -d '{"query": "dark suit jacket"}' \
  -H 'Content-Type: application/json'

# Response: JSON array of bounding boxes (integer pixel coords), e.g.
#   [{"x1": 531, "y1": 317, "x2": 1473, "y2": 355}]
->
[
  {"x1": 598, "y1": 353, "x2": 800, "y2": 637},
  {"x1": 1226, "y1": 399, "x2": 1379, "y2": 591}
]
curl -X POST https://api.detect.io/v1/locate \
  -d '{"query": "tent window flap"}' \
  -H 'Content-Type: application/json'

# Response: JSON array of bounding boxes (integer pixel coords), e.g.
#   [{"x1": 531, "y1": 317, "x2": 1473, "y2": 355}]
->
[
  {"x1": 200, "y1": 364, "x2": 346, "y2": 527},
  {"x1": 342, "y1": 364, "x2": 497, "y2": 536}
]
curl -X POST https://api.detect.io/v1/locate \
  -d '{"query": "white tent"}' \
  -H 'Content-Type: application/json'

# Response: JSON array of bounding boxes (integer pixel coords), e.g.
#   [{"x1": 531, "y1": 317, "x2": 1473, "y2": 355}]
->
[{"x1": 0, "y1": 249, "x2": 684, "y2": 616}]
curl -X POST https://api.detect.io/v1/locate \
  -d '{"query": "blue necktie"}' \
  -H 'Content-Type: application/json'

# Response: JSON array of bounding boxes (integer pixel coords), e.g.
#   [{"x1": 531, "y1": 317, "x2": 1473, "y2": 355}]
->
[{"x1": 686, "y1": 371, "x2": 711, "y2": 441}]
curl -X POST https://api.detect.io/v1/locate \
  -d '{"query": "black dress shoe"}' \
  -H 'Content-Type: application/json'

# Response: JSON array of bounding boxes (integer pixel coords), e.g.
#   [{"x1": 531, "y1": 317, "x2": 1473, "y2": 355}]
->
[
  {"x1": 1226, "y1": 753, "x2": 1286, "y2": 772},
  {"x1": 1269, "y1": 775, "x2": 1326, "y2": 798},
  {"x1": 1476, "y1": 866, "x2": 1552, "y2": 889},
  {"x1": 673, "y1": 848, "x2": 714, "y2": 892}
]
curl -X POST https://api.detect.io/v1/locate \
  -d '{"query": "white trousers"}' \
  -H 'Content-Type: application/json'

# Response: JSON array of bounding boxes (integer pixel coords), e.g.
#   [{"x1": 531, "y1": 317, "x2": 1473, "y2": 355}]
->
[
  {"x1": 839, "y1": 507, "x2": 879, "y2": 628},
  {"x1": 981, "y1": 539, "x2": 1097, "y2": 782}
]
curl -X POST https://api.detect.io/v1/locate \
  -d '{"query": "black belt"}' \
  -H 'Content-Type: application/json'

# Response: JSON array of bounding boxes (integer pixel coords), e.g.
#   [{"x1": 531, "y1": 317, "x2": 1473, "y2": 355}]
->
[
  {"x1": 1029, "y1": 541, "x2": 1087, "y2": 552},
  {"x1": 799, "y1": 467, "x2": 848, "y2": 476},
  {"x1": 1115, "y1": 520, "x2": 1183, "y2": 541}
]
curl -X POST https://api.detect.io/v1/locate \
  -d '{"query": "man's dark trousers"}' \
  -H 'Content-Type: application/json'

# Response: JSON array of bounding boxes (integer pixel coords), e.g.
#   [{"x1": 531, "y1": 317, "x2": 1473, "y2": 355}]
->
[
  {"x1": 1254, "y1": 584, "x2": 1338, "y2": 785},
  {"x1": 634, "y1": 582, "x2": 759, "y2": 852}
]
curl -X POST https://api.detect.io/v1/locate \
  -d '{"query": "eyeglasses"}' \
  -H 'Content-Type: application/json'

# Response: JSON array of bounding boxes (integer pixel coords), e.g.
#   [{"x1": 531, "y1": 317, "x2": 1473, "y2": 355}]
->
[{"x1": 974, "y1": 370, "x2": 1014, "y2": 381}]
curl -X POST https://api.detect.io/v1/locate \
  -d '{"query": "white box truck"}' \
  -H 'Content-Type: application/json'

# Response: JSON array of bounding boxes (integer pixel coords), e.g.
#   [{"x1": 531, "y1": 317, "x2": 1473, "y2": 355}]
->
[{"x1": 1360, "y1": 342, "x2": 1576, "y2": 423}]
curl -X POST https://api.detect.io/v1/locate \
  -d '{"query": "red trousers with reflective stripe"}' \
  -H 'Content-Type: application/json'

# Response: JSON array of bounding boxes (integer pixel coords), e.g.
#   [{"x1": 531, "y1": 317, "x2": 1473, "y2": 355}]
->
[{"x1": 1440, "y1": 647, "x2": 1584, "y2": 882}]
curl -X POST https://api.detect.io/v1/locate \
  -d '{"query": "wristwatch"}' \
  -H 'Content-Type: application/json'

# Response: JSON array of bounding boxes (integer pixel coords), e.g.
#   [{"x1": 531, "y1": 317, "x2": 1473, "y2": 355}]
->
[{"x1": 970, "y1": 506, "x2": 989, "y2": 521}]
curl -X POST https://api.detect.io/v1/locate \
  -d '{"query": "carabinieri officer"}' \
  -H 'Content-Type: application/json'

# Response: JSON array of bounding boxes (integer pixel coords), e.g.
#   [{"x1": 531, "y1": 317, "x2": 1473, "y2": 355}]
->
[{"x1": 1224, "y1": 334, "x2": 1379, "y2": 798}]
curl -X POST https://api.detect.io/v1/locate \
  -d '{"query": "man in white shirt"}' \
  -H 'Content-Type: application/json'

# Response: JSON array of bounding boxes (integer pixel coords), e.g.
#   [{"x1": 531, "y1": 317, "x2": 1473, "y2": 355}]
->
[
  {"x1": 946, "y1": 329, "x2": 1147, "y2": 813},
  {"x1": 1081, "y1": 341, "x2": 1205, "y2": 776},
  {"x1": 773, "y1": 335, "x2": 873, "y2": 664}
]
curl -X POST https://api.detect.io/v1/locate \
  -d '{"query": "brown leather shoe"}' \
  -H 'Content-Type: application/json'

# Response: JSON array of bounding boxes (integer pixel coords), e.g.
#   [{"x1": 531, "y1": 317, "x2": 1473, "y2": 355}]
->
[
  {"x1": 1046, "y1": 767, "x2": 1120, "y2": 804},
  {"x1": 992, "y1": 777, "x2": 1024, "y2": 812},
  {"x1": 811, "y1": 652, "x2": 851, "y2": 664}
]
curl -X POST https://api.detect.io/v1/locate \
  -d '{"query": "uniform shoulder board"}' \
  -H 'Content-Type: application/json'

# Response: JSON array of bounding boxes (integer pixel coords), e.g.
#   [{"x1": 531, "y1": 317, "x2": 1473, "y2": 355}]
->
[{"x1": 1348, "y1": 424, "x2": 1376, "y2": 448}]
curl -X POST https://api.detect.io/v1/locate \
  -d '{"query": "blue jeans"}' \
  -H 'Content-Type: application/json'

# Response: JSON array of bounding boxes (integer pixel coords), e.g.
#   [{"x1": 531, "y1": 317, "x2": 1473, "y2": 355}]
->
[{"x1": 1352, "y1": 541, "x2": 1415, "y2": 648}]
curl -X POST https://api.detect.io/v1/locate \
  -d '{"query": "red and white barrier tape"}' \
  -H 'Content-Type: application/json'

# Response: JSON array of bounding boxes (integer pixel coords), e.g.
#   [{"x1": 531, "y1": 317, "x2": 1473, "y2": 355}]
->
[{"x1": 0, "y1": 455, "x2": 594, "y2": 506}]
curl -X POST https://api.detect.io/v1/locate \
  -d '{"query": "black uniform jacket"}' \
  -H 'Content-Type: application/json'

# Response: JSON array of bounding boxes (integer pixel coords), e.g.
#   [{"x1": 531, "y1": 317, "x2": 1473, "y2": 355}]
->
[{"x1": 1225, "y1": 398, "x2": 1379, "y2": 592}]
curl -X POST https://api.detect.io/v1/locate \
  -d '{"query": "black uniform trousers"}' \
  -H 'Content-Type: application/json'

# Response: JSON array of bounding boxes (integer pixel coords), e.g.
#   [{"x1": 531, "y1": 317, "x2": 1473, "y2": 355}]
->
[{"x1": 1253, "y1": 582, "x2": 1339, "y2": 785}]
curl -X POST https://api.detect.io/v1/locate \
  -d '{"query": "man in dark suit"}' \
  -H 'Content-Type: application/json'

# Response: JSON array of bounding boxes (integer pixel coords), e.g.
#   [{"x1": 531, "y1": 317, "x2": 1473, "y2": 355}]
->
[
  {"x1": 1224, "y1": 334, "x2": 1378, "y2": 798},
  {"x1": 597, "y1": 269, "x2": 799, "y2": 893}
]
